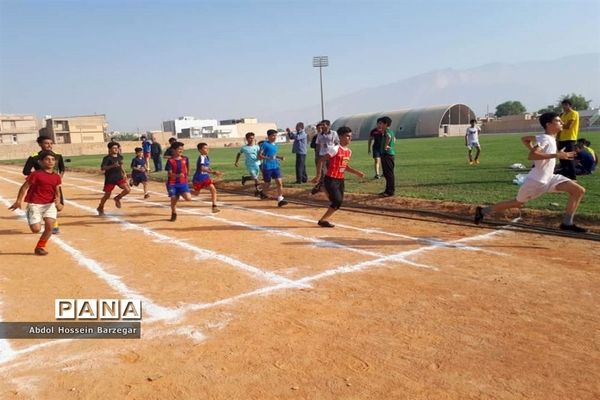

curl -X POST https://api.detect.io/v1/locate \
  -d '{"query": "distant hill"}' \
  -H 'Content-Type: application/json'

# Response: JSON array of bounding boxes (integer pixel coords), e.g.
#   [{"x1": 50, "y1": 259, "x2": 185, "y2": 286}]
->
[{"x1": 267, "y1": 53, "x2": 600, "y2": 126}]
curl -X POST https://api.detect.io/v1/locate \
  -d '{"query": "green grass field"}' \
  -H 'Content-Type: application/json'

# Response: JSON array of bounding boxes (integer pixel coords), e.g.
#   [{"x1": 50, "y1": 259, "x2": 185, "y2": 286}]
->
[{"x1": 4, "y1": 132, "x2": 599, "y2": 218}]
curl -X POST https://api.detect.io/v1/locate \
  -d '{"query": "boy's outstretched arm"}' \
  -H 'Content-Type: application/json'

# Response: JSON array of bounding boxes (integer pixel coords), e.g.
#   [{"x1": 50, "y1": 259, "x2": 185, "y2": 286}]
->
[
  {"x1": 346, "y1": 165, "x2": 365, "y2": 178},
  {"x1": 9, "y1": 181, "x2": 30, "y2": 210},
  {"x1": 234, "y1": 153, "x2": 241, "y2": 166}
]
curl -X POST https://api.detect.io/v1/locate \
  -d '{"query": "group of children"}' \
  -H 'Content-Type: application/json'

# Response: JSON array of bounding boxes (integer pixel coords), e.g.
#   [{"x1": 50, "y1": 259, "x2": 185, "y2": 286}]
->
[
  {"x1": 8, "y1": 112, "x2": 593, "y2": 256},
  {"x1": 97, "y1": 141, "x2": 223, "y2": 222}
]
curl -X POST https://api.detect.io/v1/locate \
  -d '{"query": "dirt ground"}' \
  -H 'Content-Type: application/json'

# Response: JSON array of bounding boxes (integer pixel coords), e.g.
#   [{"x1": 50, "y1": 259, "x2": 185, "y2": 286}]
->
[{"x1": 0, "y1": 167, "x2": 599, "y2": 399}]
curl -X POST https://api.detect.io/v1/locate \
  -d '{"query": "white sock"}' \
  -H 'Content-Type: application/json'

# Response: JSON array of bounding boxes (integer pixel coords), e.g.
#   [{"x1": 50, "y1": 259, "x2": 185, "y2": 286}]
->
[{"x1": 277, "y1": 195, "x2": 284, "y2": 202}]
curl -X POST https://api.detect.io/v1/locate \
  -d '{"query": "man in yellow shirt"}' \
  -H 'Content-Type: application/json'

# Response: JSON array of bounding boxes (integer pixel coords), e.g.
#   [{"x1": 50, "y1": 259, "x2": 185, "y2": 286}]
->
[{"x1": 557, "y1": 98, "x2": 579, "y2": 179}]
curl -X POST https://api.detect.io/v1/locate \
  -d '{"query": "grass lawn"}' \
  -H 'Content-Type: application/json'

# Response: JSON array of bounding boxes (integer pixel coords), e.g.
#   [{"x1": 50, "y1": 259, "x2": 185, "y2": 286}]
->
[{"x1": 3, "y1": 131, "x2": 599, "y2": 218}]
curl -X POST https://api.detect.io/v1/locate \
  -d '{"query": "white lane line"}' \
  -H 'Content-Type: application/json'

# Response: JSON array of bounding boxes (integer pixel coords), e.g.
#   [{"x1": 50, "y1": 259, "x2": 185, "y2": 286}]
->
[
  {"x1": 0, "y1": 194, "x2": 178, "y2": 322},
  {"x1": 59, "y1": 175, "x2": 447, "y2": 267},
  {"x1": 0, "y1": 298, "x2": 16, "y2": 364},
  {"x1": 0, "y1": 193, "x2": 183, "y2": 365},
  {"x1": 0, "y1": 176, "x2": 300, "y2": 288},
  {"x1": 63, "y1": 173, "x2": 508, "y2": 257}
]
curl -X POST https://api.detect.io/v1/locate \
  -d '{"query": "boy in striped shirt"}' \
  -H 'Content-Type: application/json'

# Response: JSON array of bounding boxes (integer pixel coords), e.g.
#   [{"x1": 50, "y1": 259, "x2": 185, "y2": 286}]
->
[
  {"x1": 312, "y1": 127, "x2": 365, "y2": 227},
  {"x1": 165, "y1": 142, "x2": 192, "y2": 221}
]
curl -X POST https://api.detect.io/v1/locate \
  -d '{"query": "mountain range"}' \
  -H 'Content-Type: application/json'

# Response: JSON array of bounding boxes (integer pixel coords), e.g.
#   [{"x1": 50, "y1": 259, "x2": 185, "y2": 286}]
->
[{"x1": 266, "y1": 53, "x2": 600, "y2": 126}]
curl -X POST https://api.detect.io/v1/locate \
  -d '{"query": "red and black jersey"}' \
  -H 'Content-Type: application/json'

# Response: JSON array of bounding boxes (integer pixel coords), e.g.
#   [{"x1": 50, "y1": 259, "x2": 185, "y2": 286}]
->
[{"x1": 165, "y1": 157, "x2": 190, "y2": 184}]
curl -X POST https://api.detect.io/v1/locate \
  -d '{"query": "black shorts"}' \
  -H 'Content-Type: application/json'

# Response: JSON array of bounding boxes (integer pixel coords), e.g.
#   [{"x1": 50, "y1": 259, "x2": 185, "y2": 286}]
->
[{"x1": 324, "y1": 175, "x2": 344, "y2": 209}]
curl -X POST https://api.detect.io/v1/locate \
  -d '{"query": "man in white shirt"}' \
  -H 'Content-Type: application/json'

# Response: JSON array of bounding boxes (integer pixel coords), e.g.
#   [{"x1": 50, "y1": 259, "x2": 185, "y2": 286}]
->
[{"x1": 474, "y1": 112, "x2": 587, "y2": 233}]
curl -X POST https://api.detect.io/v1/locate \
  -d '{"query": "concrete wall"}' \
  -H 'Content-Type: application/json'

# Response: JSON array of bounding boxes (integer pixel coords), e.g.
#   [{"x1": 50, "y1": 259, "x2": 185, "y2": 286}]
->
[{"x1": 0, "y1": 137, "x2": 248, "y2": 161}]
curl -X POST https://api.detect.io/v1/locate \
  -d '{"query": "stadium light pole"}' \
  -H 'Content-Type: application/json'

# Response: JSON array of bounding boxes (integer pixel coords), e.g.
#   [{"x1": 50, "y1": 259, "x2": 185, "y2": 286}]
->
[{"x1": 313, "y1": 56, "x2": 329, "y2": 121}]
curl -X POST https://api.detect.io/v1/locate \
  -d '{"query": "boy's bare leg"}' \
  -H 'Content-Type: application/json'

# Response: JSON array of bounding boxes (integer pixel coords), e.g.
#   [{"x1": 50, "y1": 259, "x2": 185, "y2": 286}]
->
[
  {"x1": 556, "y1": 180, "x2": 586, "y2": 226},
  {"x1": 34, "y1": 217, "x2": 54, "y2": 255},
  {"x1": 97, "y1": 192, "x2": 111, "y2": 215}
]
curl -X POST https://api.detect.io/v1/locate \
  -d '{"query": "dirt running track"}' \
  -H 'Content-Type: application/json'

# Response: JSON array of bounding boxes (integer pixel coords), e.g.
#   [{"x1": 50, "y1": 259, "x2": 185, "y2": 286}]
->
[{"x1": 0, "y1": 167, "x2": 598, "y2": 400}]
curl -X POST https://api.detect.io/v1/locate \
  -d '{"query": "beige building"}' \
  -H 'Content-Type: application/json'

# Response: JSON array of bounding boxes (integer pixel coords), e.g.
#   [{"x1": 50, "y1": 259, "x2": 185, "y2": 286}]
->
[
  {"x1": 42, "y1": 114, "x2": 107, "y2": 144},
  {"x1": 0, "y1": 114, "x2": 41, "y2": 144}
]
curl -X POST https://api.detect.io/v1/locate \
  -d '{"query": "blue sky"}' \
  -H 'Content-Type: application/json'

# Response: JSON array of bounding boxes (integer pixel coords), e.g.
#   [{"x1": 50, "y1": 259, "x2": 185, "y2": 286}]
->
[{"x1": 1, "y1": 0, "x2": 599, "y2": 131}]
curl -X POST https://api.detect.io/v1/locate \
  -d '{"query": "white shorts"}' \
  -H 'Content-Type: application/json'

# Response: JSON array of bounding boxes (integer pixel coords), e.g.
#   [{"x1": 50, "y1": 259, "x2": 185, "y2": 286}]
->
[
  {"x1": 516, "y1": 174, "x2": 571, "y2": 203},
  {"x1": 26, "y1": 203, "x2": 57, "y2": 226},
  {"x1": 467, "y1": 141, "x2": 481, "y2": 150}
]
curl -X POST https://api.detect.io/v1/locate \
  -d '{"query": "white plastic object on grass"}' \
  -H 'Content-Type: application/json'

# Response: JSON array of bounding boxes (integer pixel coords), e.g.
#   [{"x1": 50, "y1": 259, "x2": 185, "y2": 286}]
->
[{"x1": 512, "y1": 174, "x2": 527, "y2": 185}]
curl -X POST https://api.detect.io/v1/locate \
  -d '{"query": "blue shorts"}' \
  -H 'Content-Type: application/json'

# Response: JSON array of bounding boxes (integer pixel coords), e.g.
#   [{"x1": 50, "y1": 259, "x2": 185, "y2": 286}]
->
[
  {"x1": 166, "y1": 182, "x2": 191, "y2": 198},
  {"x1": 262, "y1": 168, "x2": 282, "y2": 182},
  {"x1": 372, "y1": 149, "x2": 382, "y2": 158},
  {"x1": 245, "y1": 164, "x2": 260, "y2": 179}
]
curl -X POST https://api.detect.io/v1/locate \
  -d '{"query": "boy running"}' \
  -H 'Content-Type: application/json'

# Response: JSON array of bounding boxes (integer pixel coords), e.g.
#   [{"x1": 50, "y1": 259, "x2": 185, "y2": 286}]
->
[
  {"x1": 465, "y1": 119, "x2": 482, "y2": 164},
  {"x1": 97, "y1": 141, "x2": 130, "y2": 216},
  {"x1": 192, "y1": 142, "x2": 222, "y2": 213},
  {"x1": 235, "y1": 132, "x2": 263, "y2": 197},
  {"x1": 475, "y1": 112, "x2": 587, "y2": 232},
  {"x1": 312, "y1": 127, "x2": 365, "y2": 227},
  {"x1": 259, "y1": 129, "x2": 288, "y2": 207},
  {"x1": 165, "y1": 141, "x2": 192, "y2": 221},
  {"x1": 9, "y1": 151, "x2": 63, "y2": 255},
  {"x1": 23, "y1": 135, "x2": 66, "y2": 234},
  {"x1": 130, "y1": 147, "x2": 150, "y2": 199}
]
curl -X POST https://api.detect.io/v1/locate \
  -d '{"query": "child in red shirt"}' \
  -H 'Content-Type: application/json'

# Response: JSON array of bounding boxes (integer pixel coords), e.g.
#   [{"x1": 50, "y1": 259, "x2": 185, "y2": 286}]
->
[
  {"x1": 9, "y1": 151, "x2": 63, "y2": 255},
  {"x1": 312, "y1": 127, "x2": 365, "y2": 227}
]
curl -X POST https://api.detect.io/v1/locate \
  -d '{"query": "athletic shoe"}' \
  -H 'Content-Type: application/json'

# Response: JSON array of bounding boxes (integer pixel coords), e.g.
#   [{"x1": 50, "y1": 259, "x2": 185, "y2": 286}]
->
[
  {"x1": 379, "y1": 192, "x2": 392, "y2": 197},
  {"x1": 170, "y1": 213, "x2": 177, "y2": 222},
  {"x1": 475, "y1": 159, "x2": 480, "y2": 164},
  {"x1": 212, "y1": 205, "x2": 220, "y2": 213},
  {"x1": 241, "y1": 176, "x2": 248, "y2": 186},
  {"x1": 52, "y1": 227, "x2": 60, "y2": 235},
  {"x1": 559, "y1": 223, "x2": 587, "y2": 233},
  {"x1": 144, "y1": 193, "x2": 150, "y2": 199},
  {"x1": 469, "y1": 161, "x2": 474, "y2": 165},
  {"x1": 277, "y1": 199, "x2": 288, "y2": 207},
  {"x1": 96, "y1": 207, "x2": 105, "y2": 216},
  {"x1": 318, "y1": 220, "x2": 335, "y2": 228},
  {"x1": 373, "y1": 174, "x2": 380, "y2": 179},
  {"x1": 34, "y1": 247, "x2": 48, "y2": 256},
  {"x1": 310, "y1": 184, "x2": 321, "y2": 195},
  {"x1": 259, "y1": 192, "x2": 268, "y2": 200},
  {"x1": 114, "y1": 197, "x2": 122, "y2": 208},
  {"x1": 474, "y1": 206, "x2": 484, "y2": 225}
]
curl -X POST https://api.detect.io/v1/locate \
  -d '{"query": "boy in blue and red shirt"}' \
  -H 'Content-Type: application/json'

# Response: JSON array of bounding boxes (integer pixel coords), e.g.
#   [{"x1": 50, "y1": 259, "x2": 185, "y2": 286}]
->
[
  {"x1": 165, "y1": 141, "x2": 192, "y2": 221},
  {"x1": 9, "y1": 150, "x2": 63, "y2": 255},
  {"x1": 312, "y1": 127, "x2": 365, "y2": 227},
  {"x1": 130, "y1": 147, "x2": 150, "y2": 199},
  {"x1": 192, "y1": 142, "x2": 222, "y2": 213}
]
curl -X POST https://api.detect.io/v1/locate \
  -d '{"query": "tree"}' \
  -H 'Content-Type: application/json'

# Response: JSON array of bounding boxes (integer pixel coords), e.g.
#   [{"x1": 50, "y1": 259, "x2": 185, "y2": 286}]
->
[
  {"x1": 537, "y1": 104, "x2": 560, "y2": 114},
  {"x1": 557, "y1": 93, "x2": 592, "y2": 111},
  {"x1": 495, "y1": 101, "x2": 526, "y2": 117}
]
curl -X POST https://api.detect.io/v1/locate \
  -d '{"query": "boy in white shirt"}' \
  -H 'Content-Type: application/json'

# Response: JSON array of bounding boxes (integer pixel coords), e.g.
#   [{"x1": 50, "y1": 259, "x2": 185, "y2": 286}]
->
[
  {"x1": 465, "y1": 119, "x2": 481, "y2": 164},
  {"x1": 475, "y1": 112, "x2": 587, "y2": 232}
]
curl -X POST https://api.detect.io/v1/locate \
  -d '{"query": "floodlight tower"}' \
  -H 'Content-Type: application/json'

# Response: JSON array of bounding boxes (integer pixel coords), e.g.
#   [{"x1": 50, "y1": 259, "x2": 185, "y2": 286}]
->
[{"x1": 312, "y1": 56, "x2": 329, "y2": 121}]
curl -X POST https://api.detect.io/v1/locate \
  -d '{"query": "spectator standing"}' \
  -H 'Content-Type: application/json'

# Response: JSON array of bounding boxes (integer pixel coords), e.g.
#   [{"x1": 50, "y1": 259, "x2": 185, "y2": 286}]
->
[
  {"x1": 150, "y1": 139, "x2": 163, "y2": 172},
  {"x1": 557, "y1": 99, "x2": 579, "y2": 180},
  {"x1": 286, "y1": 122, "x2": 308, "y2": 184},
  {"x1": 378, "y1": 116, "x2": 396, "y2": 197}
]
